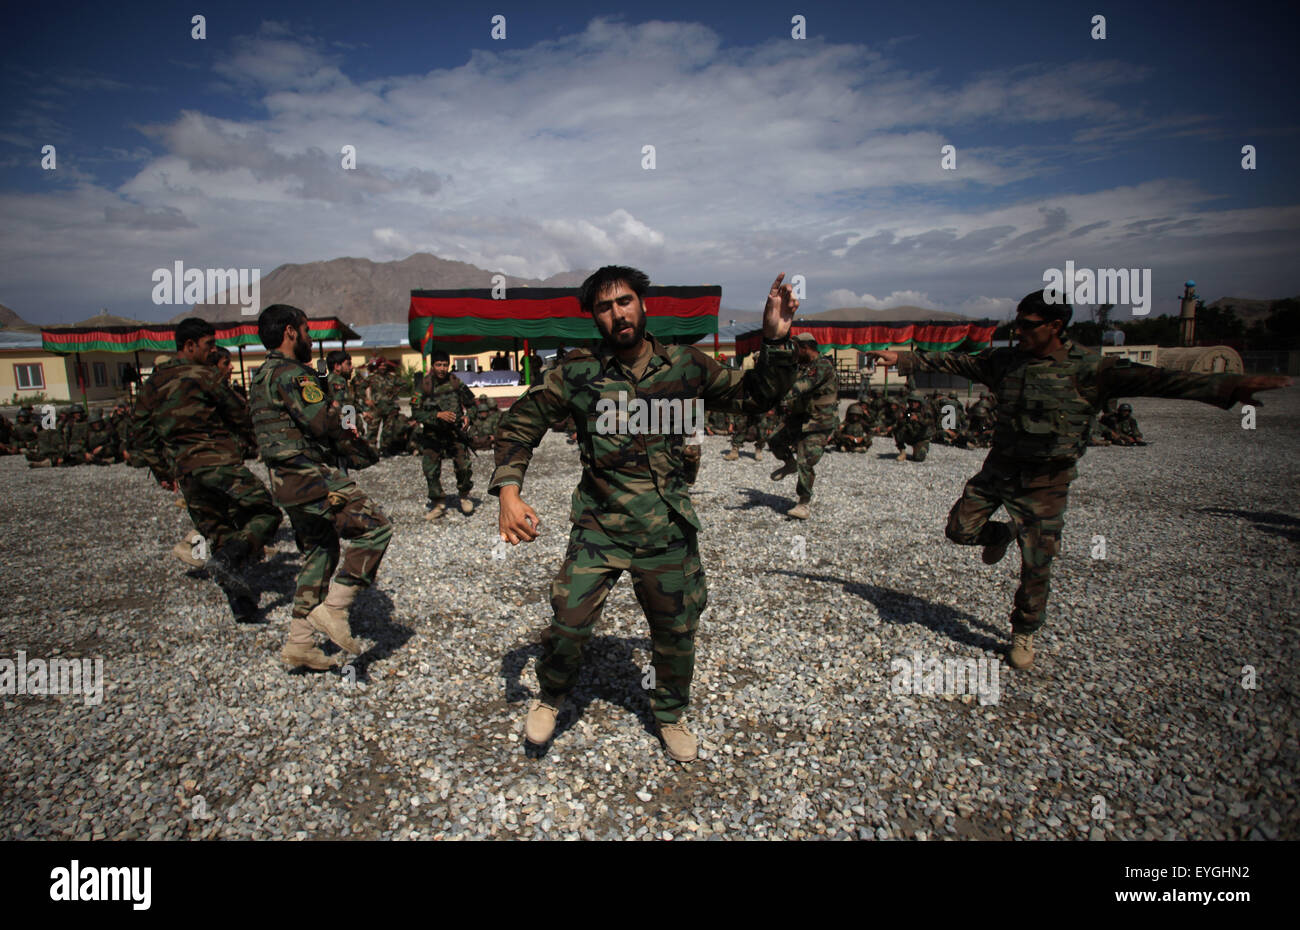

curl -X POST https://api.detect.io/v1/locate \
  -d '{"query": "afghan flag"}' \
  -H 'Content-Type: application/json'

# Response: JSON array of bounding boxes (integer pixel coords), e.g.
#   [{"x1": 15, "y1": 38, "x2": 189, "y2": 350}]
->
[
  {"x1": 408, "y1": 286, "x2": 720, "y2": 354},
  {"x1": 734, "y1": 320, "x2": 998, "y2": 356}
]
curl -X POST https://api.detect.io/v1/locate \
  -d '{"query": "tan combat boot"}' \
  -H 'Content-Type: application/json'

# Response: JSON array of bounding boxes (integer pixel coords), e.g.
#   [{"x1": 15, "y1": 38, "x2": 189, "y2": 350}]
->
[
  {"x1": 788, "y1": 497, "x2": 811, "y2": 520},
  {"x1": 28, "y1": 459, "x2": 52, "y2": 468},
  {"x1": 723, "y1": 449, "x2": 739, "y2": 461},
  {"x1": 171, "y1": 531, "x2": 206, "y2": 568},
  {"x1": 424, "y1": 501, "x2": 446, "y2": 521},
  {"x1": 281, "y1": 615, "x2": 338, "y2": 670},
  {"x1": 659, "y1": 720, "x2": 698, "y2": 763},
  {"x1": 524, "y1": 697, "x2": 561, "y2": 745},
  {"x1": 1008, "y1": 631, "x2": 1035, "y2": 669},
  {"x1": 459, "y1": 497, "x2": 474, "y2": 515},
  {"x1": 753, "y1": 450, "x2": 764, "y2": 462},
  {"x1": 306, "y1": 580, "x2": 365, "y2": 653},
  {"x1": 896, "y1": 449, "x2": 907, "y2": 462}
]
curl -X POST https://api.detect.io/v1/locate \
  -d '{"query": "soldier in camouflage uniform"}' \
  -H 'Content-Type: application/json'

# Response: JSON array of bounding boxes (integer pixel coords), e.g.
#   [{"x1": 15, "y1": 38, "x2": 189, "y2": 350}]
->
[
  {"x1": 893, "y1": 393, "x2": 936, "y2": 462},
  {"x1": 250, "y1": 305, "x2": 393, "y2": 671},
  {"x1": 367, "y1": 360, "x2": 407, "y2": 456},
  {"x1": 85, "y1": 409, "x2": 115, "y2": 464},
  {"x1": 13, "y1": 407, "x2": 38, "y2": 457},
  {"x1": 724, "y1": 410, "x2": 767, "y2": 461},
  {"x1": 62, "y1": 405, "x2": 92, "y2": 466},
  {"x1": 829, "y1": 401, "x2": 871, "y2": 453},
  {"x1": 965, "y1": 394, "x2": 995, "y2": 447},
  {"x1": 1104, "y1": 403, "x2": 1146, "y2": 446},
  {"x1": 768, "y1": 333, "x2": 839, "y2": 519},
  {"x1": 495, "y1": 267, "x2": 798, "y2": 762},
  {"x1": 110, "y1": 404, "x2": 136, "y2": 464},
  {"x1": 414, "y1": 350, "x2": 477, "y2": 519},
  {"x1": 468, "y1": 395, "x2": 503, "y2": 451},
  {"x1": 26, "y1": 405, "x2": 67, "y2": 467},
  {"x1": 132, "y1": 318, "x2": 283, "y2": 623},
  {"x1": 868, "y1": 290, "x2": 1289, "y2": 670}
]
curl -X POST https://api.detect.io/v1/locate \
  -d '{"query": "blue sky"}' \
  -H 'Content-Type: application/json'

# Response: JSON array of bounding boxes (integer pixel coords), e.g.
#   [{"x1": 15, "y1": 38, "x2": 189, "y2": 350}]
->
[{"x1": 2, "y1": 0, "x2": 1298, "y2": 323}]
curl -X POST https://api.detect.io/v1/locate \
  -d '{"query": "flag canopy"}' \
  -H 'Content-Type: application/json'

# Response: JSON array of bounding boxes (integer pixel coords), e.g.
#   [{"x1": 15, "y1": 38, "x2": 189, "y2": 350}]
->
[
  {"x1": 41, "y1": 317, "x2": 360, "y2": 354},
  {"x1": 408, "y1": 286, "x2": 720, "y2": 355},
  {"x1": 734, "y1": 319, "x2": 998, "y2": 356}
]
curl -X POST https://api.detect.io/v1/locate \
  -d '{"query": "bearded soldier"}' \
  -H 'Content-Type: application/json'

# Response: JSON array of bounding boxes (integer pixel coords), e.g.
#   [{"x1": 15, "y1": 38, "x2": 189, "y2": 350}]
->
[
  {"x1": 494, "y1": 267, "x2": 798, "y2": 762},
  {"x1": 249, "y1": 305, "x2": 393, "y2": 671},
  {"x1": 867, "y1": 289, "x2": 1290, "y2": 670},
  {"x1": 414, "y1": 350, "x2": 477, "y2": 519}
]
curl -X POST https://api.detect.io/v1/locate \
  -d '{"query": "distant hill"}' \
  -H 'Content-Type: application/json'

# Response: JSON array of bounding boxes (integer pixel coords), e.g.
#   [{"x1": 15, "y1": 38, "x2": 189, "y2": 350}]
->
[
  {"x1": 1205, "y1": 296, "x2": 1299, "y2": 326},
  {"x1": 0, "y1": 302, "x2": 39, "y2": 332},
  {"x1": 801, "y1": 305, "x2": 985, "y2": 323},
  {"x1": 176, "y1": 253, "x2": 594, "y2": 327}
]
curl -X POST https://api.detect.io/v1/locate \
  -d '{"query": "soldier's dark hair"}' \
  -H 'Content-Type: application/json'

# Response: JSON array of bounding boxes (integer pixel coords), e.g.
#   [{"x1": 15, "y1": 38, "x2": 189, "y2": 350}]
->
[
  {"x1": 175, "y1": 317, "x2": 215, "y2": 351},
  {"x1": 578, "y1": 266, "x2": 650, "y2": 314},
  {"x1": 326, "y1": 349, "x2": 350, "y2": 372},
  {"x1": 1016, "y1": 289, "x2": 1072, "y2": 329},
  {"x1": 258, "y1": 304, "x2": 307, "y2": 350},
  {"x1": 214, "y1": 346, "x2": 232, "y2": 362},
  {"x1": 429, "y1": 349, "x2": 449, "y2": 363}
]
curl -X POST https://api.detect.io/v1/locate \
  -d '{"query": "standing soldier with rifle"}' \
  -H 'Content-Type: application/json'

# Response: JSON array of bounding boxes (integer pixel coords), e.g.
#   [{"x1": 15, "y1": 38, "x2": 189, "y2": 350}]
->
[
  {"x1": 414, "y1": 349, "x2": 477, "y2": 520},
  {"x1": 866, "y1": 289, "x2": 1290, "y2": 670}
]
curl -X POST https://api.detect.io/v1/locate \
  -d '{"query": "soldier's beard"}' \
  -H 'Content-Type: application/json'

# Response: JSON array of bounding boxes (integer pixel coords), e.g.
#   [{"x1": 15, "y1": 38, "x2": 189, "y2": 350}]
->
[
  {"x1": 598, "y1": 308, "x2": 647, "y2": 351},
  {"x1": 292, "y1": 336, "x2": 312, "y2": 363}
]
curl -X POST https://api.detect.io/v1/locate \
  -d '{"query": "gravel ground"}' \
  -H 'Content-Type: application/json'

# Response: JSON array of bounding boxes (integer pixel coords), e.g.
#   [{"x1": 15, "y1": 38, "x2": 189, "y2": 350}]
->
[{"x1": 1, "y1": 389, "x2": 1297, "y2": 841}]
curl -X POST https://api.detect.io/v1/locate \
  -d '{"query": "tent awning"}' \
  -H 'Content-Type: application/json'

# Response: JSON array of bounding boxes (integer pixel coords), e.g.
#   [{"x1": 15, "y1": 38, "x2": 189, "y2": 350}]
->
[
  {"x1": 408, "y1": 286, "x2": 720, "y2": 354},
  {"x1": 734, "y1": 320, "x2": 997, "y2": 356},
  {"x1": 41, "y1": 317, "x2": 361, "y2": 354}
]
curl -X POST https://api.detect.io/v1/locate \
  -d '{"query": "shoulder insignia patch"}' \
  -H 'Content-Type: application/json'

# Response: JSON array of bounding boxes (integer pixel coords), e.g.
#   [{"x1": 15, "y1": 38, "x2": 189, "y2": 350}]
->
[{"x1": 297, "y1": 375, "x2": 325, "y2": 404}]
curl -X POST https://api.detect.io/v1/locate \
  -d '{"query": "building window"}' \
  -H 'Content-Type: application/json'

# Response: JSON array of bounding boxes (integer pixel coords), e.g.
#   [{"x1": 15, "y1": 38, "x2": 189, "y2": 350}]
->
[
  {"x1": 1140, "y1": 351, "x2": 1152, "y2": 361},
  {"x1": 14, "y1": 363, "x2": 44, "y2": 390},
  {"x1": 452, "y1": 357, "x2": 478, "y2": 372},
  {"x1": 93, "y1": 362, "x2": 108, "y2": 387},
  {"x1": 117, "y1": 363, "x2": 134, "y2": 386}
]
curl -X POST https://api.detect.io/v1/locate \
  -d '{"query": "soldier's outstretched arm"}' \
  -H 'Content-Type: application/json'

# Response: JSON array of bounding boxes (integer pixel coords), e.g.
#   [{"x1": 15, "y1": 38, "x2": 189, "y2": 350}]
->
[
  {"x1": 1099, "y1": 362, "x2": 1291, "y2": 409},
  {"x1": 490, "y1": 366, "x2": 567, "y2": 544},
  {"x1": 701, "y1": 273, "x2": 799, "y2": 413}
]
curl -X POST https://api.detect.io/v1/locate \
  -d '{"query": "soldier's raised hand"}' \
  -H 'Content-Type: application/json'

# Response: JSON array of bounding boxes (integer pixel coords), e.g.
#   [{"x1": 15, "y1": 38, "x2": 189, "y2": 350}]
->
[
  {"x1": 864, "y1": 350, "x2": 900, "y2": 367},
  {"x1": 1230, "y1": 375, "x2": 1291, "y2": 407},
  {"x1": 762, "y1": 273, "x2": 798, "y2": 340}
]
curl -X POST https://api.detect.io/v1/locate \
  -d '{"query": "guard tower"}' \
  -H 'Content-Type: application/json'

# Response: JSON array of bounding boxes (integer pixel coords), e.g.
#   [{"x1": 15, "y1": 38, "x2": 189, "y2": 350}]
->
[{"x1": 1178, "y1": 280, "x2": 1198, "y2": 346}]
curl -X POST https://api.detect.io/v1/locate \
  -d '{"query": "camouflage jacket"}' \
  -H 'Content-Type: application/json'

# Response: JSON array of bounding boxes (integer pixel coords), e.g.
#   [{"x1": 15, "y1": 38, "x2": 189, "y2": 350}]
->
[
  {"x1": 895, "y1": 402, "x2": 935, "y2": 444},
  {"x1": 899, "y1": 340, "x2": 1242, "y2": 469},
  {"x1": 328, "y1": 371, "x2": 361, "y2": 416},
  {"x1": 368, "y1": 372, "x2": 401, "y2": 416},
  {"x1": 783, "y1": 354, "x2": 839, "y2": 433},
  {"x1": 87, "y1": 422, "x2": 114, "y2": 454},
  {"x1": 414, "y1": 372, "x2": 475, "y2": 435},
  {"x1": 132, "y1": 358, "x2": 251, "y2": 479},
  {"x1": 492, "y1": 333, "x2": 796, "y2": 541},
  {"x1": 13, "y1": 421, "x2": 38, "y2": 451},
  {"x1": 34, "y1": 425, "x2": 66, "y2": 459},
  {"x1": 1114, "y1": 414, "x2": 1142, "y2": 439},
  {"x1": 249, "y1": 351, "x2": 349, "y2": 506}
]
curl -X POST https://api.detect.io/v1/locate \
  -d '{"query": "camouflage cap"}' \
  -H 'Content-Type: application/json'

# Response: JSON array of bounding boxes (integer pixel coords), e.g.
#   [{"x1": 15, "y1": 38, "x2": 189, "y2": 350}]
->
[
  {"x1": 70, "y1": 404, "x2": 85, "y2": 415},
  {"x1": 793, "y1": 333, "x2": 818, "y2": 345},
  {"x1": 1118, "y1": 403, "x2": 1133, "y2": 414}
]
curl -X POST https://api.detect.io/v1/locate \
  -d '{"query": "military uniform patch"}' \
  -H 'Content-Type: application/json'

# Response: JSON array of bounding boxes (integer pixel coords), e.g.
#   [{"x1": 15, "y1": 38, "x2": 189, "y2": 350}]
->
[{"x1": 297, "y1": 376, "x2": 325, "y2": 404}]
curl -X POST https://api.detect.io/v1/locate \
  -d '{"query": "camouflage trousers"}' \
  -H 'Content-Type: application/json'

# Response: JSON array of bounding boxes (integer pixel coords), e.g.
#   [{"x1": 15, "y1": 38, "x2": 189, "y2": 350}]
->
[
  {"x1": 894, "y1": 432, "x2": 932, "y2": 461},
  {"x1": 831, "y1": 430, "x2": 870, "y2": 453},
  {"x1": 944, "y1": 455, "x2": 1072, "y2": 634},
  {"x1": 179, "y1": 464, "x2": 282, "y2": 555},
  {"x1": 682, "y1": 443, "x2": 701, "y2": 484},
  {"x1": 540, "y1": 523, "x2": 707, "y2": 724},
  {"x1": 419, "y1": 435, "x2": 473, "y2": 501},
  {"x1": 378, "y1": 412, "x2": 409, "y2": 455},
  {"x1": 283, "y1": 477, "x2": 392, "y2": 618},
  {"x1": 769, "y1": 425, "x2": 831, "y2": 502}
]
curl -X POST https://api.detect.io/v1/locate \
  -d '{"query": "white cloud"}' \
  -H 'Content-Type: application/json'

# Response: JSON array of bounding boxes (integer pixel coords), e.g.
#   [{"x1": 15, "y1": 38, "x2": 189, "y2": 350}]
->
[{"x1": 2, "y1": 17, "x2": 1298, "y2": 322}]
